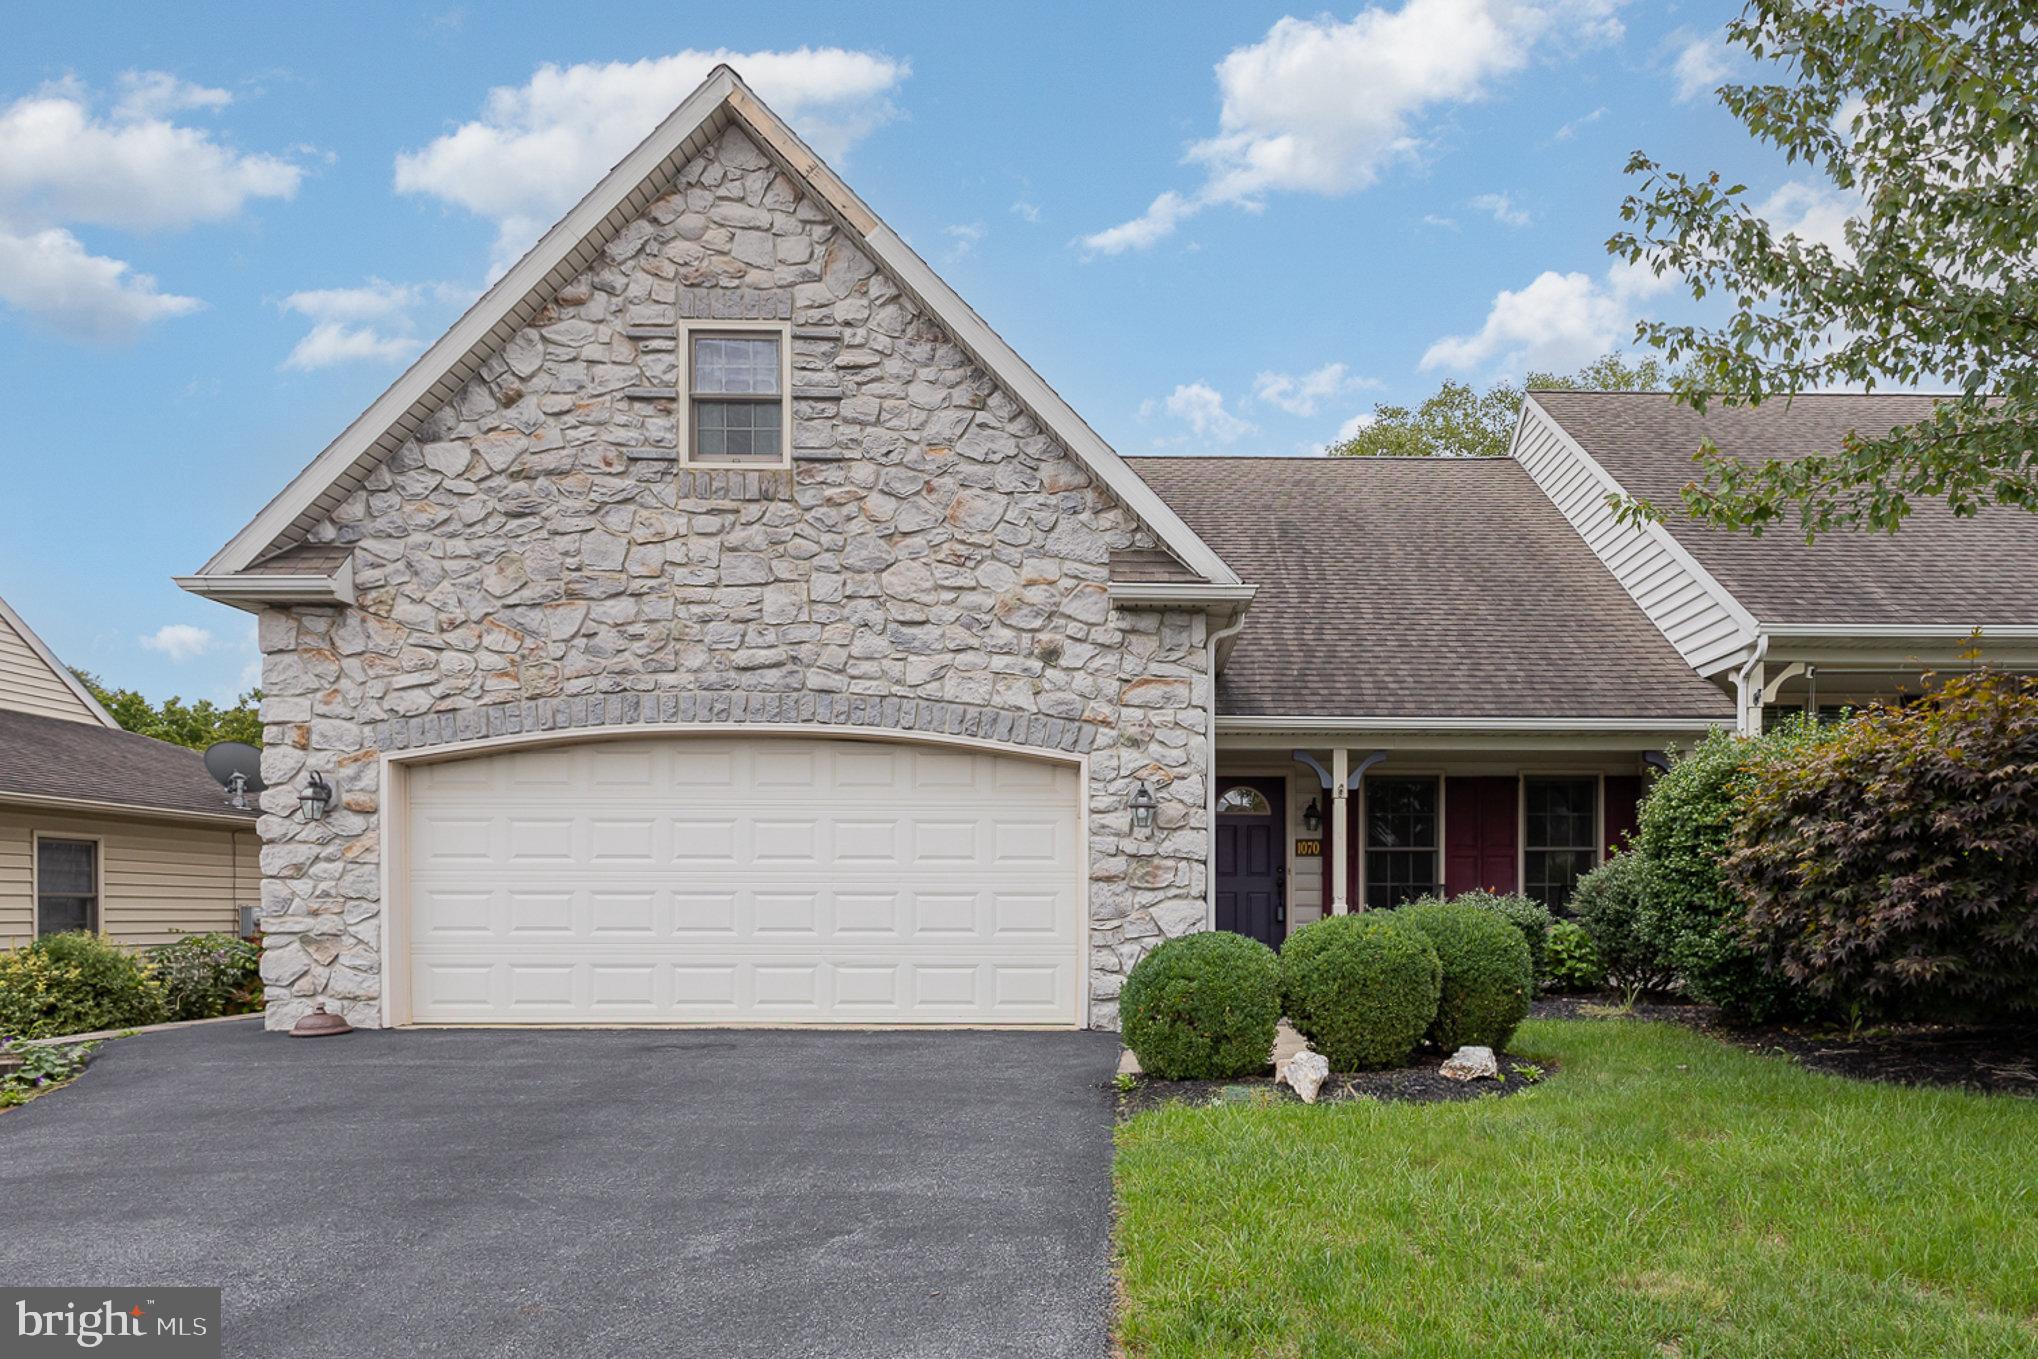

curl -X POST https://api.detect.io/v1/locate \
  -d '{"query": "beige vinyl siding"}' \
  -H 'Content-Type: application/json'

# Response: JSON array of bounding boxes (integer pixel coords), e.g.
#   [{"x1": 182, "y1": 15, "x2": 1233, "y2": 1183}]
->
[
  {"x1": 1513, "y1": 399, "x2": 1755, "y2": 674},
  {"x1": 0, "y1": 809, "x2": 258, "y2": 949},
  {"x1": 0, "y1": 608, "x2": 100, "y2": 725}
]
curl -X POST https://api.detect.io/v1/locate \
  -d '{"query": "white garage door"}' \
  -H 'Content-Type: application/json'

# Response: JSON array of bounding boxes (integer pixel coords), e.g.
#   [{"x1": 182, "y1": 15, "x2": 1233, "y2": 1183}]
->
[{"x1": 402, "y1": 736, "x2": 1083, "y2": 1026}]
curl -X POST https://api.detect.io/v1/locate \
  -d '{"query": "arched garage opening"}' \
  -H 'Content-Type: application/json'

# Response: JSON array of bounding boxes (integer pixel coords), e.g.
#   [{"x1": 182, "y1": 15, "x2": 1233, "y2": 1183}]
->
[{"x1": 384, "y1": 728, "x2": 1087, "y2": 1027}]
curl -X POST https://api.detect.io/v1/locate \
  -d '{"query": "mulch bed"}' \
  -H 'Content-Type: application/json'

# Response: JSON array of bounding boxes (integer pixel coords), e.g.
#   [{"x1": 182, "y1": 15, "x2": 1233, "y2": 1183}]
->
[
  {"x1": 1532, "y1": 994, "x2": 2038, "y2": 1097},
  {"x1": 1114, "y1": 1053, "x2": 1547, "y2": 1118}
]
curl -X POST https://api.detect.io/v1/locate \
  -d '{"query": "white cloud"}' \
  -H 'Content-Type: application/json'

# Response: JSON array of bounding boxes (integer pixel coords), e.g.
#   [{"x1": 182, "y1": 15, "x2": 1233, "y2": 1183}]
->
[
  {"x1": 1758, "y1": 181, "x2": 1856, "y2": 256},
  {"x1": 1672, "y1": 34, "x2": 1733, "y2": 103},
  {"x1": 394, "y1": 48, "x2": 909, "y2": 269},
  {"x1": 140, "y1": 623, "x2": 215, "y2": 662},
  {"x1": 0, "y1": 76, "x2": 300, "y2": 232},
  {"x1": 282, "y1": 277, "x2": 422, "y2": 322},
  {"x1": 1142, "y1": 382, "x2": 1256, "y2": 445},
  {"x1": 1421, "y1": 213, "x2": 1461, "y2": 231},
  {"x1": 1470, "y1": 191, "x2": 1532, "y2": 227},
  {"x1": 0, "y1": 226, "x2": 201, "y2": 342},
  {"x1": 1421, "y1": 260, "x2": 1672, "y2": 375},
  {"x1": 1253, "y1": 362, "x2": 1375, "y2": 416},
  {"x1": 1010, "y1": 199, "x2": 1041, "y2": 223},
  {"x1": 0, "y1": 73, "x2": 298, "y2": 342},
  {"x1": 1552, "y1": 105, "x2": 1606, "y2": 140},
  {"x1": 111, "y1": 71, "x2": 233, "y2": 122},
  {"x1": 282, "y1": 321, "x2": 426, "y2": 371},
  {"x1": 1081, "y1": 0, "x2": 1624, "y2": 254},
  {"x1": 1336, "y1": 410, "x2": 1377, "y2": 441},
  {"x1": 942, "y1": 221, "x2": 986, "y2": 262}
]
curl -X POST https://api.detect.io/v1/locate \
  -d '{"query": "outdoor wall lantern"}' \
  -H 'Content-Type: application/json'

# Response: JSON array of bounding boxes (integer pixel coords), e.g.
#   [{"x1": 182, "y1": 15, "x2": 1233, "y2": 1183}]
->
[
  {"x1": 1130, "y1": 782, "x2": 1157, "y2": 832},
  {"x1": 1302, "y1": 797, "x2": 1322, "y2": 833},
  {"x1": 298, "y1": 772, "x2": 334, "y2": 823}
]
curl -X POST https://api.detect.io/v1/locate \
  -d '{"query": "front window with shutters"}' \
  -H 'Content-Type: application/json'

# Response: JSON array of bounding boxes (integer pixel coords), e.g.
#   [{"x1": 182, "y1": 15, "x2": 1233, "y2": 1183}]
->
[
  {"x1": 36, "y1": 837, "x2": 98, "y2": 936},
  {"x1": 682, "y1": 324, "x2": 790, "y2": 467}
]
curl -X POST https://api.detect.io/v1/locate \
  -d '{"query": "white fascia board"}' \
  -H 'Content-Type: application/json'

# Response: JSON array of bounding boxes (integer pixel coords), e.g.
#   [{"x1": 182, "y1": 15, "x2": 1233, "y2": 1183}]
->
[
  {"x1": 194, "y1": 66, "x2": 1239, "y2": 591},
  {"x1": 173, "y1": 563, "x2": 356, "y2": 613},
  {"x1": 1761, "y1": 622, "x2": 2038, "y2": 641},
  {"x1": 0, "y1": 789, "x2": 260, "y2": 829},
  {"x1": 1518, "y1": 395, "x2": 1761, "y2": 638},
  {"x1": 1107, "y1": 582, "x2": 1257, "y2": 608},
  {"x1": 0, "y1": 592, "x2": 118, "y2": 728},
  {"x1": 1218, "y1": 715, "x2": 1724, "y2": 733}
]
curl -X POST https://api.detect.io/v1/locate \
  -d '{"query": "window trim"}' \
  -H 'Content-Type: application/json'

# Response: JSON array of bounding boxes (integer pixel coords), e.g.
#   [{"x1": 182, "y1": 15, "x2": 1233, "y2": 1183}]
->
[
  {"x1": 32, "y1": 831, "x2": 103, "y2": 938},
  {"x1": 1518, "y1": 772, "x2": 1603, "y2": 912},
  {"x1": 677, "y1": 318, "x2": 794, "y2": 469},
  {"x1": 1358, "y1": 772, "x2": 1443, "y2": 912}
]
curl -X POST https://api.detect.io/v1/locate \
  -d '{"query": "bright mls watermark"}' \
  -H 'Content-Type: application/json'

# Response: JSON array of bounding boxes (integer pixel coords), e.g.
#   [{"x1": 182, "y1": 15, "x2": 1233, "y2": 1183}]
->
[{"x1": 4, "y1": 1289, "x2": 219, "y2": 1356}]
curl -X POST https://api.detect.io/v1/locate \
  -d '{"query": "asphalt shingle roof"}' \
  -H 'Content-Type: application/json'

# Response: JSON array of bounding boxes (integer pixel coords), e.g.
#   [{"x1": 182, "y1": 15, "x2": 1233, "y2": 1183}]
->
[
  {"x1": 1531, "y1": 391, "x2": 2038, "y2": 627},
  {"x1": 0, "y1": 708, "x2": 257, "y2": 820},
  {"x1": 1130, "y1": 455, "x2": 1734, "y2": 721}
]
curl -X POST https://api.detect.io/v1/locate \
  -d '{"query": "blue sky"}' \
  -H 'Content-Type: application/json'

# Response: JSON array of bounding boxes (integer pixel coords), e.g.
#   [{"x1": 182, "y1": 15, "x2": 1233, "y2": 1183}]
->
[{"x1": 0, "y1": 0, "x2": 1831, "y2": 707}]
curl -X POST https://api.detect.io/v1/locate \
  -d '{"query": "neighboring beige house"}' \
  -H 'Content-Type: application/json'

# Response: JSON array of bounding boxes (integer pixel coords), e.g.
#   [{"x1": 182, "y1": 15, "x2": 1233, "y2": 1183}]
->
[
  {"x1": 176, "y1": 68, "x2": 2038, "y2": 1033},
  {"x1": 0, "y1": 593, "x2": 259, "y2": 948}
]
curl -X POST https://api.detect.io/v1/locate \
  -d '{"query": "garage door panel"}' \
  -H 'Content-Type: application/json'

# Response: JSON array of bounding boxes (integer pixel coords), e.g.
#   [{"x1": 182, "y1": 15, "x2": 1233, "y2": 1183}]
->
[{"x1": 405, "y1": 736, "x2": 1081, "y2": 1025}]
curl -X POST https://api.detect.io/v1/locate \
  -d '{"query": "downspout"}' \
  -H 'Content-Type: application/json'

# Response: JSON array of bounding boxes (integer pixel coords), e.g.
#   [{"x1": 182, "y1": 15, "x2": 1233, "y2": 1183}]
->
[
  {"x1": 1733, "y1": 632, "x2": 1770, "y2": 736},
  {"x1": 1204, "y1": 605, "x2": 1250, "y2": 926}
]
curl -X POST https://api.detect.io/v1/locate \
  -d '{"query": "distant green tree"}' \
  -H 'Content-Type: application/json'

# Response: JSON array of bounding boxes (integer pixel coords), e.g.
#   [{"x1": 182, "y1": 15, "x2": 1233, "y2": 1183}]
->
[
  {"x1": 73, "y1": 670, "x2": 262, "y2": 750},
  {"x1": 1329, "y1": 353, "x2": 1681, "y2": 459}
]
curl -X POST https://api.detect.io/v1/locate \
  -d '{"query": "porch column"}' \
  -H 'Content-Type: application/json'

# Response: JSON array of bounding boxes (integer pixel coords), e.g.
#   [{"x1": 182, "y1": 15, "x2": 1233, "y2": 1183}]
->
[{"x1": 1330, "y1": 747, "x2": 1350, "y2": 914}]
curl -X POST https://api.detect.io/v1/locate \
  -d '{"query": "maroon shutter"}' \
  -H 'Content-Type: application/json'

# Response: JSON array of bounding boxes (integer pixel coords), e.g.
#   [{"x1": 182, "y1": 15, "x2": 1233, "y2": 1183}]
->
[
  {"x1": 1603, "y1": 775, "x2": 1643, "y2": 857},
  {"x1": 1444, "y1": 777, "x2": 1518, "y2": 896}
]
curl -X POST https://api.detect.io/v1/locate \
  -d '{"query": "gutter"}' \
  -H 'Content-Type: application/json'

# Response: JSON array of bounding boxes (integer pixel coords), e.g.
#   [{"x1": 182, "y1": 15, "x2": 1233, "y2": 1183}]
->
[
  {"x1": 1217, "y1": 715, "x2": 1726, "y2": 735},
  {"x1": 0, "y1": 789, "x2": 262, "y2": 829},
  {"x1": 1107, "y1": 582, "x2": 1257, "y2": 609},
  {"x1": 174, "y1": 559, "x2": 355, "y2": 613}
]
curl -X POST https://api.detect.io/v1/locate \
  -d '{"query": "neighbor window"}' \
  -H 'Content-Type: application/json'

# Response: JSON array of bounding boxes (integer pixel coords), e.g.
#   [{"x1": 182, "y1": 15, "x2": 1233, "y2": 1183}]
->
[
  {"x1": 1364, "y1": 777, "x2": 1439, "y2": 911},
  {"x1": 684, "y1": 326, "x2": 788, "y2": 466},
  {"x1": 36, "y1": 837, "x2": 98, "y2": 936},
  {"x1": 1524, "y1": 776, "x2": 1599, "y2": 911}
]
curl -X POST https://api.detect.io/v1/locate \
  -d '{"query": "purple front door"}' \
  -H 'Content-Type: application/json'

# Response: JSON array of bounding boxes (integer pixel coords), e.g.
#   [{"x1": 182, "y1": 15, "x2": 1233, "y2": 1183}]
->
[
  {"x1": 1445, "y1": 776, "x2": 1518, "y2": 896},
  {"x1": 1215, "y1": 778, "x2": 1286, "y2": 948}
]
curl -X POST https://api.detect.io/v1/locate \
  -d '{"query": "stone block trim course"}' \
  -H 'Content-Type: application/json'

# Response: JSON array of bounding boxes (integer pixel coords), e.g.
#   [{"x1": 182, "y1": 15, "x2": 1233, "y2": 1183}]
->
[{"x1": 251, "y1": 123, "x2": 1214, "y2": 1032}]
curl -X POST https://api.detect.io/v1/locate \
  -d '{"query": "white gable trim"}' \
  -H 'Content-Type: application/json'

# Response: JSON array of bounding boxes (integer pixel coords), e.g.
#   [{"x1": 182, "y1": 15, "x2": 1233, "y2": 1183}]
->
[
  {"x1": 0, "y1": 593, "x2": 119, "y2": 728},
  {"x1": 1513, "y1": 396, "x2": 1758, "y2": 676},
  {"x1": 190, "y1": 67, "x2": 1237, "y2": 588}
]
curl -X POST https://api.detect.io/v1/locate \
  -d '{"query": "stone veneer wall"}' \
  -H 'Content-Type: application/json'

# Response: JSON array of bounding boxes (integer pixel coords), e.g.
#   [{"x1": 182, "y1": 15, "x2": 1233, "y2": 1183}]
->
[{"x1": 252, "y1": 124, "x2": 1212, "y2": 1031}]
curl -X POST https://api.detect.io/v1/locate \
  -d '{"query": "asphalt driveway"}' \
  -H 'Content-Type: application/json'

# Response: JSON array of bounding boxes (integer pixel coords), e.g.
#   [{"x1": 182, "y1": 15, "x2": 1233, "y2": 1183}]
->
[{"x1": 0, "y1": 1021, "x2": 1122, "y2": 1358}]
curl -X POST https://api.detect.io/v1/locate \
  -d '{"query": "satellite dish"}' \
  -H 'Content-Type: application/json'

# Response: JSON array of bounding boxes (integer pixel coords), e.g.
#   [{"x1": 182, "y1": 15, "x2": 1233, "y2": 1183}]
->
[{"x1": 204, "y1": 741, "x2": 266, "y2": 810}]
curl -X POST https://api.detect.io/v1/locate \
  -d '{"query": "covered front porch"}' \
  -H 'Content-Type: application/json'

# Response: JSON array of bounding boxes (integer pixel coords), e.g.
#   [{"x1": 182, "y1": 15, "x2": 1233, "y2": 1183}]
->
[{"x1": 1210, "y1": 718, "x2": 1719, "y2": 948}]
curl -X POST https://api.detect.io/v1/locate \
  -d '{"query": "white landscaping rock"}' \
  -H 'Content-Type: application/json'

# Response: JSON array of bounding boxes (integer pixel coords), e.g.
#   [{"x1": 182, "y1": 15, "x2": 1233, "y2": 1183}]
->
[
  {"x1": 1440, "y1": 1045, "x2": 1499, "y2": 1082},
  {"x1": 1277, "y1": 1050, "x2": 1332, "y2": 1104}
]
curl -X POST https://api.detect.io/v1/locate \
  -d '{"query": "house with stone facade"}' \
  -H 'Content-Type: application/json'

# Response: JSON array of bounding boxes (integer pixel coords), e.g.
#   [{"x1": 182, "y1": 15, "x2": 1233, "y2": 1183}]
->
[{"x1": 178, "y1": 68, "x2": 2038, "y2": 1032}]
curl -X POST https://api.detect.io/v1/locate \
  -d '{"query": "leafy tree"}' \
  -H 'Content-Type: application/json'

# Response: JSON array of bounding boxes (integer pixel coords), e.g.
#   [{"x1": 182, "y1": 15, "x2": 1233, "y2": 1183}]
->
[
  {"x1": 73, "y1": 670, "x2": 262, "y2": 751},
  {"x1": 1329, "y1": 352, "x2": 1679, "y2": 458},
  {"x1": 1611, "y1": 0, "x2": 2038, "y2": 538}
]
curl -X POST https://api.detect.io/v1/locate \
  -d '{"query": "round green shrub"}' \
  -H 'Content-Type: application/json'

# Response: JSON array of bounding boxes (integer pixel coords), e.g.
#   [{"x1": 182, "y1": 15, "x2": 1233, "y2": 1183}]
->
[
  {"x1": 1394, "y1": 901, "x2": 1533, "y2": 1051},
  {"x1": 1120, "y1": 932, "x2": 1281, "y2": 1080},
  {"x1": 1571, "y1": 852, "x2": 1677, "y2": 996},
  {"x1": 145, "y1": 933, "x2": 261, "y2": 1021},
  {"x1": 1409, "y1": 890, "x2": 1554, "y2": 984},
  {"x1": 1279, "y1": 914, "x2": 1442, "y2": 1071},
  {"x1": 0, "y1": 932, "x2": 164, "y2": 1040},
  {"x1": 1544, "y1": 920, "x2": 1604, "y2": 992}
]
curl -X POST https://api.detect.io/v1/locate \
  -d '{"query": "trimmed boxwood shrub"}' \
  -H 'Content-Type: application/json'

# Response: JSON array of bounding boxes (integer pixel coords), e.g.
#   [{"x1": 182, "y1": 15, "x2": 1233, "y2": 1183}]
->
[
  {"x1": 145, "y1": 933, "x2": 261, "y2": 1021},
  {"x1": 1729, "y1": 671, "x2": 2038, "y2": 1020},
  {"x1": 1544, "y1": 920, "x2": 1604, "y2": 992},
  {"x1": 1279, "y1": 914, "x2": 1441, "y2": 1071},
  {"x1": 1571, "y1": 851, "x2": 1677, "y2": 997},
  {"x1": 1395, "y1": 901, "x2": 1533, "y2": 1051},
  {"x1": 1411, "y1": 891, "x2": 1554, "y2": 984},
  {"x1": 0, "y1": 932, "x2": 165, "y2": 1040},
  {"x1": 1120, "y1": 932, "x2": 1281, "y2": 1080}
]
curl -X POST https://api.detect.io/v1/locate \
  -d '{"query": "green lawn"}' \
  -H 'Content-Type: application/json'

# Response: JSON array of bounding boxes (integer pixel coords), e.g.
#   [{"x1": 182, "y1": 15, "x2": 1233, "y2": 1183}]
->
[{"x1": 1115, "y1": 1019, "x2": 2038, "y2": 1358}]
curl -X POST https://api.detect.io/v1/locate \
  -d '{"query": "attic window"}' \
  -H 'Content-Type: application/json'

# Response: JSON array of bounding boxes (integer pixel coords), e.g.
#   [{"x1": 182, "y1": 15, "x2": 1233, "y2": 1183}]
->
[{"x1": 681, "y1": 321, "x2": 790, "y2": 467}]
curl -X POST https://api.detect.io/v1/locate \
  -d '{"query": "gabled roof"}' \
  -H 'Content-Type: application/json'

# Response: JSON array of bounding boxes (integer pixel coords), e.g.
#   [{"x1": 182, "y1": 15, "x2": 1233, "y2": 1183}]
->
[
  {"x1": 1131, "y1": 456, "x2": 1733, "y2": 723},
  {"x1": 0, "y1": 592, "x2": 117, "y2": 728},
  {"x1": 0, "y1": 707, "x2": 256, "y2": 824},
  {"x1": 1531, "y1": 391, "x2": 2038, "y2": 629},
  {"x1": 186, "y1": 66, "x2": 1236, "y2": 592}
]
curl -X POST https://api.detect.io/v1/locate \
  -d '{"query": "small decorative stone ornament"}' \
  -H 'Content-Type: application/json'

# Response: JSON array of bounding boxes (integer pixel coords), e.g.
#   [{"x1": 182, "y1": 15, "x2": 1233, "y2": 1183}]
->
[
  {"x1": 1277, "y1": 1050, "x2": 1332, "y2": 1104},
  {"x1": 290, "y1": 1003, "x2": 354, "y2": 1038},
  {"x1": 1440, "y1": 1045, "x2": 1499, "y2": 1081}
]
